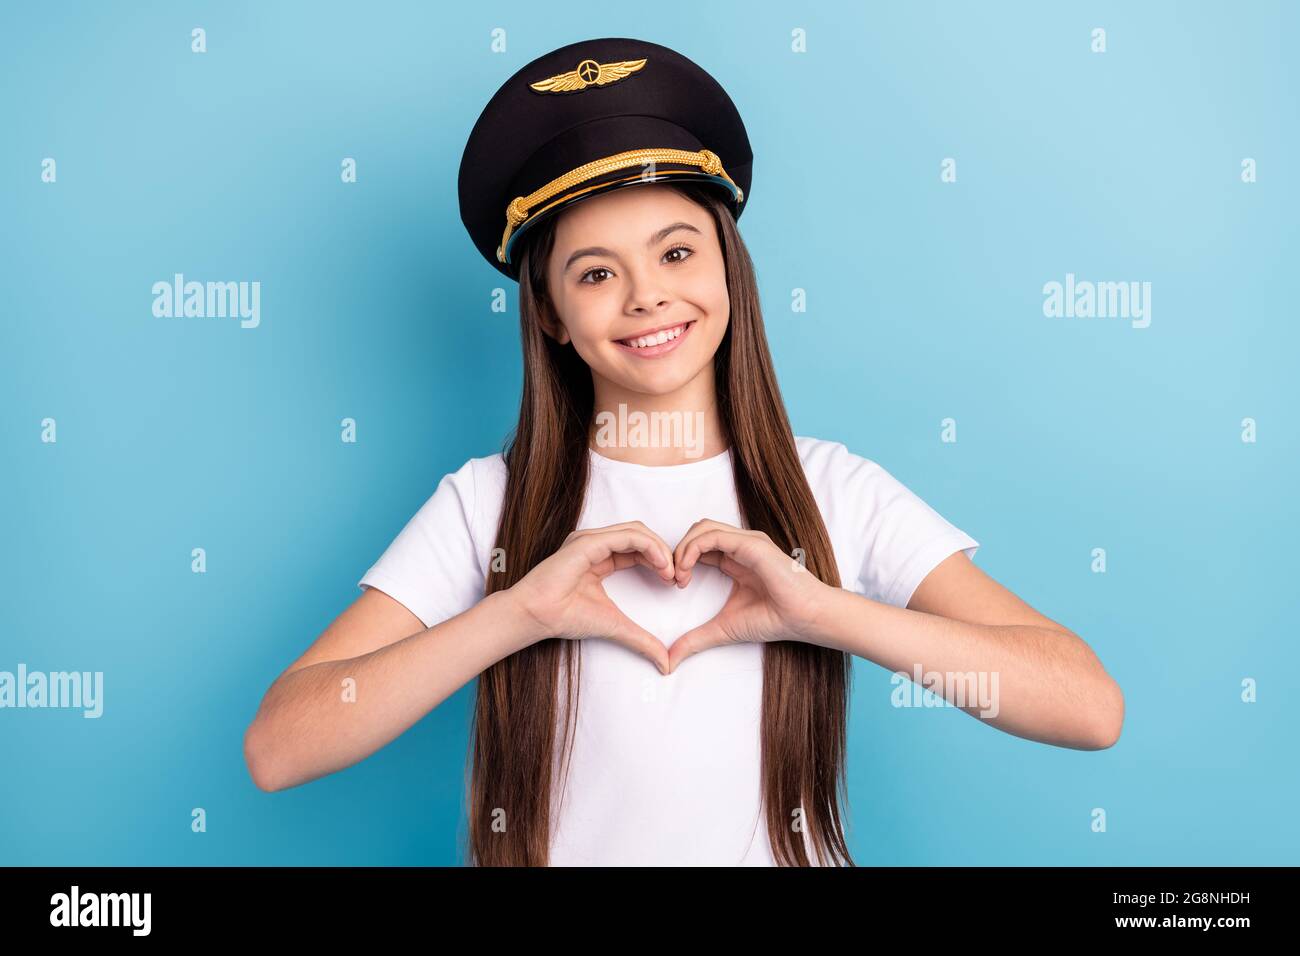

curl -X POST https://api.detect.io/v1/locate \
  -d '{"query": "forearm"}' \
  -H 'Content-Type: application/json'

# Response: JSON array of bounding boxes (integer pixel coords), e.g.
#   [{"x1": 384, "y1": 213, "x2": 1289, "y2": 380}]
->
[
  {"x1": 246, "y1": 589, "x2": 533, "y2": 791},
  {"x1": 806, "y1": 586, "x2": 1123, "y2": 750}
]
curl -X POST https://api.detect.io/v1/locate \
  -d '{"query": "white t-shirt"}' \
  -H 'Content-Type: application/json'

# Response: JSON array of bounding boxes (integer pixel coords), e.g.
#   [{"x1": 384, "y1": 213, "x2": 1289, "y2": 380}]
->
[{"x1": 357, "y1": 434, "x2": 979, "y2": 865}]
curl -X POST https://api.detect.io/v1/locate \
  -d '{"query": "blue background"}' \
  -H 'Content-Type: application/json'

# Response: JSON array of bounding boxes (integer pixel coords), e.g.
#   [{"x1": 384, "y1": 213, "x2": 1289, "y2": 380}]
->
[{"x1": 1, "y1": 0, "x2": 1295, "y2": 865}]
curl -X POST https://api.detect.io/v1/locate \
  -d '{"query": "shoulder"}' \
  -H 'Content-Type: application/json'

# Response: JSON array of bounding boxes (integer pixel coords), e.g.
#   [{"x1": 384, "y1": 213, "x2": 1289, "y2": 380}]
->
[
  {"x1": 438, "y1": 451, "x2": 507, "y2": 493},
  {"x1": 793, "y1": 434, "x2": 887, "y2": 489},
  {"x1": 390, "y1": 452, "x2": 508, "y2": 573},
  {"x1": 792, "y1": 435, "x2": 980, "y2": 605},
  {"x1": 359, "y1": 452, "x2": 508, "y2": 625},
  {"x1": 792, "y1": 434, "x2": 931, "y2": 526},
  {"x1": 450, "y1": 451, "x2": 508, "y2": 518},
  {"x1": 462, "y1": 452, "x2": 507, "y2": 548},
  {"x1": 407, "y1": 451, "x2": 507, "y2": 537},
  {"x1": 463, "y1": 450, "x2": 508, "y2": 494}
]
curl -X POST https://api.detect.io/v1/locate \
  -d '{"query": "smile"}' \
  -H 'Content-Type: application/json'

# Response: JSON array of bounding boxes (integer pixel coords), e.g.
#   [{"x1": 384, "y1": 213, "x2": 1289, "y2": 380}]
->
[{"x1": 613, "y1": 320, "x2": 696, "y2": 357}]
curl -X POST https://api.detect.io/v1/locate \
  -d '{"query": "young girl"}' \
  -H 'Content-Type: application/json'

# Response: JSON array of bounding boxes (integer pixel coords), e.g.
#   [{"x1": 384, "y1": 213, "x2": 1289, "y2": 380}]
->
[{"x1": 244, "y1": 38, "x2": 1124, "y2": 867}]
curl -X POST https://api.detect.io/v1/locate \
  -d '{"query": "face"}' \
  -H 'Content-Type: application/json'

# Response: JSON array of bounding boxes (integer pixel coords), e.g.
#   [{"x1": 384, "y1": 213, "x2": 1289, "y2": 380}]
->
[{"x1": 541, "y1": 183, "x2": 730, "y2": 397}]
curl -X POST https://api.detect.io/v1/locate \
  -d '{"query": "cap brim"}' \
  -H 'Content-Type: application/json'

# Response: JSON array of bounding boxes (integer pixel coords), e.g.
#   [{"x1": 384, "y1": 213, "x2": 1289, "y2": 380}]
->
[{"x1": 502, "y1": 167, "x2": 743, "y2": 272}]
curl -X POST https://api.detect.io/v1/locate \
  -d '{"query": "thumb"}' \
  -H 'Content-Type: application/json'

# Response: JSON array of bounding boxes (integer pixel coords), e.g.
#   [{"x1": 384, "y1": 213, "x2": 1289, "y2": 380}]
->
[
  {"x1": 604, "y1": 603, "x2": 670, "y2": 675},
  {"x1": 666, "y1": 615, "x2": 730, "y2": 675}
]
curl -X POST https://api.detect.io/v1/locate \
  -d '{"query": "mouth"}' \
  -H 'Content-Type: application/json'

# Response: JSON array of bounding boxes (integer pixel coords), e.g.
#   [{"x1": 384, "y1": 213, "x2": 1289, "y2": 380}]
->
[{"x1": 612, "y1": 320, "x2": 696, "y2": 358}]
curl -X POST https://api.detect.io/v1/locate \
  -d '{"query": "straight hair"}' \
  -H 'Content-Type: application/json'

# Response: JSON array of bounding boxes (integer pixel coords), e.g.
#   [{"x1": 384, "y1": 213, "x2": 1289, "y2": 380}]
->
[{"x1": 468, "y1": 182, "x2": 854, "y2": 866}]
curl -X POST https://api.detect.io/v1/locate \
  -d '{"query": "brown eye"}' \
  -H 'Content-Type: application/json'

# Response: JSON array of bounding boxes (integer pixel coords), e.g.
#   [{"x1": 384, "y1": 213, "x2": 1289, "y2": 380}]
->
[
  {"x1": 580, "y1": 267, "x2": 612, "y2": 285},
  {"x1": 663, "y1": 244, "x2": 694, "y2": 264}
]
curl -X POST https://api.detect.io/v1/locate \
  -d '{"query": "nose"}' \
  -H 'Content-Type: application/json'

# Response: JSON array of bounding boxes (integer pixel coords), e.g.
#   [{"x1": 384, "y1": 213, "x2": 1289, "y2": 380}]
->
[{"x1": 623, "y1": 261, "x2": 672, "y2": 314}]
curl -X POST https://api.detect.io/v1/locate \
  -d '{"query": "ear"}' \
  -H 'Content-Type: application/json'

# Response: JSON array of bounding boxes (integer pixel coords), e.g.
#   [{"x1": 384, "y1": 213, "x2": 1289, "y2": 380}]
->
[{"x1": 537, "y1": 298, "x2": 571, "y2": 345}]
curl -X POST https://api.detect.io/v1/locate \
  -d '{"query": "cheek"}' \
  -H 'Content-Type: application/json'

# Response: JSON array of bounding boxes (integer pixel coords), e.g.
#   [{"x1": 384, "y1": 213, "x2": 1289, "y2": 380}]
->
[
  {"x1": 550, "y1": 294, "x2": 595, "y2": 343},
  {"x1": 688, "y1": 270, "x2": 730, "y2": 330},
  {"x1": 558, "y1": 304, "x2": 615, "y2": 364}
]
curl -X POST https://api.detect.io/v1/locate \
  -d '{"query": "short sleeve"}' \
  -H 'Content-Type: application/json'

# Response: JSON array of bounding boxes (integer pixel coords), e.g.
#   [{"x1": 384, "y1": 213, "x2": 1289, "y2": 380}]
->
[
  {"x1": 357, "y1": 457, "x2": 487, "y2": 629},
  {"x1": 805, "y1": 440, "x2": 979, "y2": 609},
  {"x1": 855, "y1": 461, "x2": 979, "y2": 609}
]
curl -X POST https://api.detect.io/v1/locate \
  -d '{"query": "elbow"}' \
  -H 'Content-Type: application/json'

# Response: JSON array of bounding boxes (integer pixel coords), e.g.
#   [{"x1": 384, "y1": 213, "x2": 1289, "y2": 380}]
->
[
  {"x1": 1087, "y1": 676, "x2": 1125, "y2": 750},
  {"x1": 243, "y1": 721, "x2": 284, "y2": 793}
]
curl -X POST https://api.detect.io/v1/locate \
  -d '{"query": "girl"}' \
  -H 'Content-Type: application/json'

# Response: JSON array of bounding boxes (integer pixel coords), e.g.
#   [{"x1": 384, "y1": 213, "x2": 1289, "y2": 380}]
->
[{"x1": 243, "y1": 38, "x2": 1124, "y2": 867}]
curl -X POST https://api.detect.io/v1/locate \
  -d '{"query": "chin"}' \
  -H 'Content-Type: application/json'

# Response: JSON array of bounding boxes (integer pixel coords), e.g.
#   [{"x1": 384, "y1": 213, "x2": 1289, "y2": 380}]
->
[{"x1": 606, "y1": 366, "x2": 699, "y2": 396}]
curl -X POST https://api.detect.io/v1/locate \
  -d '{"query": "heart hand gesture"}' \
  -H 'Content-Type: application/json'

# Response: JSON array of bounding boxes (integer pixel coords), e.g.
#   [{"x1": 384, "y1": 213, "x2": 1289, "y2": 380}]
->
[
  {"x1": 507, "y1": 521, "x2": 676, "y2": 674},
  {"x1": 667, "y1": 519, "x2": 832, "y2": 673}
]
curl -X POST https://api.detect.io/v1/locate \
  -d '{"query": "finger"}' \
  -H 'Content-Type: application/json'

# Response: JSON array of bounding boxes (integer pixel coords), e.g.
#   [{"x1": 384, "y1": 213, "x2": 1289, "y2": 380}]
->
[
  {"x1": 672, "y1": 519, "x2": 726, "y2": 585},
  {"x1": 568, "y1": 520, "x2": 668, "y2": 540},
  {"x1": 574, "y1": 523, "x2": 675, "y2": 563},
  {"x1": 606, "y1": 549, "x2": 681, "y2": 585},
  {"x1": 583, "y1": 528, "x2": 668, "y2": 568},
  {"x1": 576, "y1": 524, "x2": 674, "y2": 579},
  {"x1": 672, "y1": 519, "x2": 760, "y2": 574},
  {"x1": 566, "y1": 521, "x2": 658, "y2": 548},
  {"x1": 693, "y1": 550, "x2": 756, "y2": 584},
  {"x1": 624, "y1": 521, "x2": 679, "y2": 582},
  {"x1": 676, "y1": 528, "x2": 762, "y2": 583},
  {"x1": 671, "y1": 518, "x2": 728, "y2": 567},
  {"x1": 579, "y1": 529, "x2": 676, "y2": 582}
]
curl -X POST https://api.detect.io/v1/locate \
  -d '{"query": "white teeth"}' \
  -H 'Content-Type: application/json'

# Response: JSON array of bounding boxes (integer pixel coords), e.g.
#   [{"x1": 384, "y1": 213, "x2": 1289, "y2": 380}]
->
[{"x1": 622, "y1": 323, "x2": 687, "y2": 348}]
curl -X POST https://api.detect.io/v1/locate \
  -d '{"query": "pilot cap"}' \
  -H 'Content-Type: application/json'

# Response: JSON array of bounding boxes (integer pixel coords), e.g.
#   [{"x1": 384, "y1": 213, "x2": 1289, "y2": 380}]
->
[{"x1": 457, "y1": 37, "x2": 753, "y2": 281}]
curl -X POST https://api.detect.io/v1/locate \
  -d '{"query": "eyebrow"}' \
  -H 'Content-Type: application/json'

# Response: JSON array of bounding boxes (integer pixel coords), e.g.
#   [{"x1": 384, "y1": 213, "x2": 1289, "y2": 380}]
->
[{"x1": 562, "y1": 221, "x2": 703, "y2": 274}]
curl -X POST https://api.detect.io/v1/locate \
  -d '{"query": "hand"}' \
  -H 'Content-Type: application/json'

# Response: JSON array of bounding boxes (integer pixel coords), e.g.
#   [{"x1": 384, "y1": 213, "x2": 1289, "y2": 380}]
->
[
  {"x1": 506, "y1": 521, "x2": 676, "y2": 674},
  {"x1": 667, "y1": 519, "x2": 833, "y2": 674}
]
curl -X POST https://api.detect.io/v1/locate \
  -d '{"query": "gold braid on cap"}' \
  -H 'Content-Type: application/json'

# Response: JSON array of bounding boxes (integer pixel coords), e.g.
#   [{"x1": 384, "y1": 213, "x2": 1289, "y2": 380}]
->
[{"x1": 496, "y1": 147, "x2": 743, "y2": 264}]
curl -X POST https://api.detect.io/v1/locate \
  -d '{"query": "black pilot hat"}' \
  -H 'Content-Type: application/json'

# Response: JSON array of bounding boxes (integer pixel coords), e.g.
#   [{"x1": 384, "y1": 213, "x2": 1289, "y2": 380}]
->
[{"x1": 457, "y1": 37, "x2": 753, "y2": 282}]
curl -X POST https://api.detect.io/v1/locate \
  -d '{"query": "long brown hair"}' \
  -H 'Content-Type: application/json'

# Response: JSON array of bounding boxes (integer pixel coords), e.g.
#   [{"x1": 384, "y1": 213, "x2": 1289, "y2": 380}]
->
[{"x1": 467, "y1": 182, "x2": 854, "y2": 866}]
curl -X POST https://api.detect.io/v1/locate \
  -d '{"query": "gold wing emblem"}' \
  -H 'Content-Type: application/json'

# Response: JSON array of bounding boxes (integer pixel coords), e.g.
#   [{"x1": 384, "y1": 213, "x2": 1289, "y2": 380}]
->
[{"x1": 530, "y1": 58, "x2": 648, "y2": 93}]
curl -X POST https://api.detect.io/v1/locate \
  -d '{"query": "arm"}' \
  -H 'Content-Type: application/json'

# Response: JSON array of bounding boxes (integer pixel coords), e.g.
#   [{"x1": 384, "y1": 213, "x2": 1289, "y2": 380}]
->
[
  {"x1": 246, "y1": 520, "x2": 677, "y2": 793},
  {"x1": 242, "y1": 586, "x2": 535, "y2": 793},
  {"x1": 666, "y1": 519, "x2": 1122, "y2": 751},
  {"x1": 809, "y1": 552, "x2": 1124, "y2": 751}
]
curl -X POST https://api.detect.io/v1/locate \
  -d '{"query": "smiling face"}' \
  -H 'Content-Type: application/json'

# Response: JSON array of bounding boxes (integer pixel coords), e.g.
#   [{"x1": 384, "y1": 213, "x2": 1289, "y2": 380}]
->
[{"x1": 540, "y1": 183, "x2": 731, "y2": 399}]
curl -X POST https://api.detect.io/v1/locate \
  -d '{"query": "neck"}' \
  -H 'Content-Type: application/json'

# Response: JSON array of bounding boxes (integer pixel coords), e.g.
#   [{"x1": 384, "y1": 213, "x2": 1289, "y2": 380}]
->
[{"x1": 588, "y1": 364, "x2": 727, "y2": 466}]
